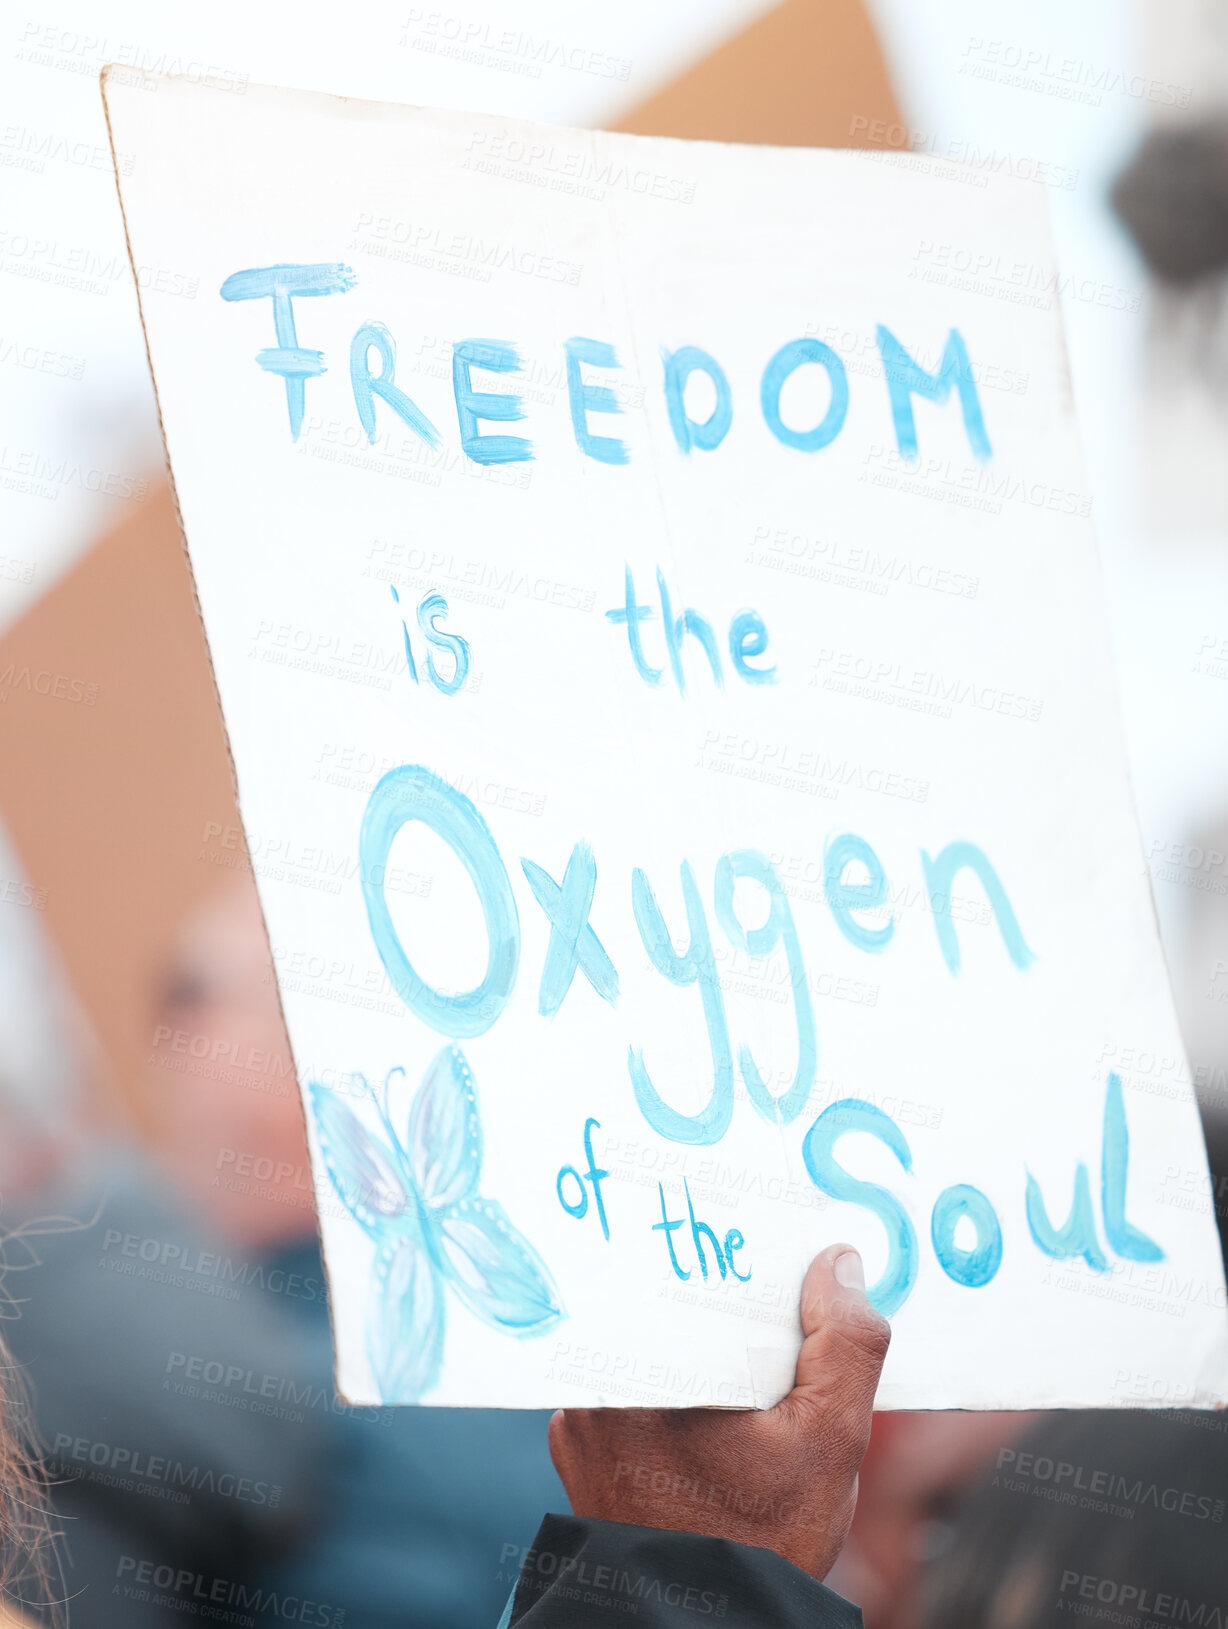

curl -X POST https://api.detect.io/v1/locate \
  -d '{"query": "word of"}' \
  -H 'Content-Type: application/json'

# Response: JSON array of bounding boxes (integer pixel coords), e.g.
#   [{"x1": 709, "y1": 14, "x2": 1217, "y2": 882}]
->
[
  {"x1": 220, "y1": 263, "x2": 993, "y2": 465},
  {"x1": 606, "y1": 565, "x2": 775, "y2": 693},
  {"x1": 556, "y1": 1117, "x2": 610, "y2": 1239}
]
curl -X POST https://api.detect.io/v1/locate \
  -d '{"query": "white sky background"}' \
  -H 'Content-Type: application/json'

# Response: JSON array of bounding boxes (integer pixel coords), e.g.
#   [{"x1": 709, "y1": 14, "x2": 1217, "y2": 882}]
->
[{"x1": 1, "y1": 0, "x2": 1224, "y2": 1026}]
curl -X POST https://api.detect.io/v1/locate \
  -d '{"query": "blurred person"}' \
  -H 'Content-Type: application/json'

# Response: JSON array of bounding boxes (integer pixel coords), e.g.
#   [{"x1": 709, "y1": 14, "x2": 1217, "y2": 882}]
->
[
  {"x1": 0, "y1": 1116, "x2": 332, "y2": 1627},
  {"x1": 1113, "y1": 121, "x2": 1228, "y2": 287},
  {"x1": 138, "y1": 879, "x2": 320, "y2": 1253},
  {"x1": 914, "y1": 1406, "x2": 1228, "y2": 1629},
  {"x1": 144, "y1": 877, "x2": 568, "y2": 1624},
  {"x1": 3, "y1": 874, "x2": 564, "y2": 1627},
  {"x1": 0, "y1": 830, "x2": 315, "y2": 1625},
  {"x1": 825, "y1": 1409, "x2": 1038, "y2": 1629}
]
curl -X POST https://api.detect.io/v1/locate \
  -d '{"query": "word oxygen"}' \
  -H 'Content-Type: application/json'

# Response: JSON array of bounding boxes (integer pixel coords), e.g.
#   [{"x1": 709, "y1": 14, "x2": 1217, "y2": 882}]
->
[
  {"x1": 357, "y1": 762, "x2": 1035, "y2": 1145},
  {"x1": 358, "y1": 764, "x2": 1166, "y2": 1319},
  {"x1": 219, "y1": 262, "x2": 994, "y2": 466}
]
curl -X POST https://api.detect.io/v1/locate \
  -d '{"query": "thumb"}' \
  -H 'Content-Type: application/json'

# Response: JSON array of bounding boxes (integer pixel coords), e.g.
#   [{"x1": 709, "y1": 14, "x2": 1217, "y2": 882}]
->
[{"x1": 783, "y1": 1243, "x2": 891, "y2": 1433}]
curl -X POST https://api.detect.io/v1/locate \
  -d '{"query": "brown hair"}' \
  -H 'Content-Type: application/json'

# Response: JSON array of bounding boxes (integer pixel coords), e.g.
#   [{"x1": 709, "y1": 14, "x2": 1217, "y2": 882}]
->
[{"x1": 0, "y1": 1222, "x2": 64, "y2": 1627}]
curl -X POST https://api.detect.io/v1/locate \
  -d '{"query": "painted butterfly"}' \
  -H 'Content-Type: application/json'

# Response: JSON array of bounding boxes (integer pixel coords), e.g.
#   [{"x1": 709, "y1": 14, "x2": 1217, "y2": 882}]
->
[{"x1": 309, "y1": 1045, "x2": 564, "y2": 1402}]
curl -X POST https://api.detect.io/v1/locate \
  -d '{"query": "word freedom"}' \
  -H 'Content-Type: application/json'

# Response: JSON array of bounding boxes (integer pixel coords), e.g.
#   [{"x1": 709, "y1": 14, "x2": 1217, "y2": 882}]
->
[{"x1": 220, "y1": 263, "x2": 993, "y2": 466}]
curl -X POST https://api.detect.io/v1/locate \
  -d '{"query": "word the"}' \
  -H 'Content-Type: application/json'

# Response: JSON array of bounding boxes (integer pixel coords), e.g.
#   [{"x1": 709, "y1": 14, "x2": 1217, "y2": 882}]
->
[
  {"x1": 653, "y1": 1180, "x2": 750, "y2": 1281},
  {"x1": 606, "y1": 565, "x2": 774, "y2": 693}
]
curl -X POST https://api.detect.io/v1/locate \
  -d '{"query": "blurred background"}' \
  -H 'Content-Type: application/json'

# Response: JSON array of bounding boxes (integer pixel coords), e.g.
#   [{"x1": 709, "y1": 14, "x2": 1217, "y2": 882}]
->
[{"x1": 1, "y1": 1, "x2": 1226, "y2": 1624}]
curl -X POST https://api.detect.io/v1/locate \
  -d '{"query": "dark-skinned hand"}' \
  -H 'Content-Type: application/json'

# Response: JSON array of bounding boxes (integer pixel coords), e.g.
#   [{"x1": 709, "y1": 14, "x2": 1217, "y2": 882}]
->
[{"x1": 548, "y1": 1243, "x2": 890, "y2": 1580}]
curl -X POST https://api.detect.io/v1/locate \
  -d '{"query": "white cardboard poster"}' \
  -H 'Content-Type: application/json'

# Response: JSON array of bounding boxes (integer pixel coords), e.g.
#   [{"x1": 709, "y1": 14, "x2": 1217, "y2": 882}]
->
[{"x1": 105, "y1": 71, "x2": 1228, "y2": 1411}]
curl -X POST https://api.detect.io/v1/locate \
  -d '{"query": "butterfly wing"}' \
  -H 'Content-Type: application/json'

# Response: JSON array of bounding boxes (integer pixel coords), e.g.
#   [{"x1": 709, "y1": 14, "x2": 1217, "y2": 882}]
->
[
  {"x1": 309, "y1": 1080, "x2": 412, "y2": 1236},
  {"x1": 368, "y1": 1232, "x2": 445, "y2": 1403},
  {"x1": 407, "y1": 1049, "x2": 564, "y2": 1340},
  {"x1": 439, "y1": 1198, "x2": 564, "y2": 1334},
  {"x1": 408, "y1": 1046, "x2": 482, "y2": 1211}
]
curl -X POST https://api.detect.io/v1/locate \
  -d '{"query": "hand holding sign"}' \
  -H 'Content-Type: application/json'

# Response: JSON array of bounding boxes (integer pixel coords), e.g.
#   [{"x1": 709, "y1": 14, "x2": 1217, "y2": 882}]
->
[
  {"x1": 103, "y1": 74, "x2": 1228, "y2": 1411},
  {"x1": 549, "y1": 1244, "x2": 889, "y2": 1578}
]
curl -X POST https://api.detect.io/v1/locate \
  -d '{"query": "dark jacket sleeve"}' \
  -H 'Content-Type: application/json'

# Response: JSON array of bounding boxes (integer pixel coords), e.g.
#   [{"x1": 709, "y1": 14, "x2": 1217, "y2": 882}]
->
[{"x1": 504, "y1": 1513, "x2": 863, "y2": 1628}]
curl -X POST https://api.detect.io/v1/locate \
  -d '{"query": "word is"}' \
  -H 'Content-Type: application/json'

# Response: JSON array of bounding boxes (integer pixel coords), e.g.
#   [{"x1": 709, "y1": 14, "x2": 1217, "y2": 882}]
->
[{"x1": 388, "y1": 585, "x2": 469, "y2": 694}]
